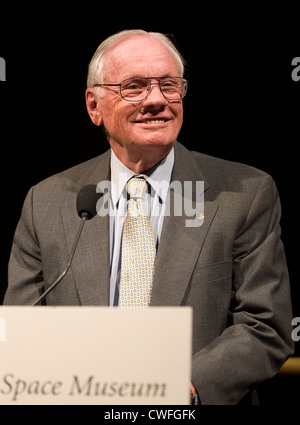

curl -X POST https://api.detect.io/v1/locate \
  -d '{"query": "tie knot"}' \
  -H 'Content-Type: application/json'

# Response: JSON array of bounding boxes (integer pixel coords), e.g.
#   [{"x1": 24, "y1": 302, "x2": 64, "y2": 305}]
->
[{"x1": 126, "y1": 177, "x2": 148, "y2": 200}]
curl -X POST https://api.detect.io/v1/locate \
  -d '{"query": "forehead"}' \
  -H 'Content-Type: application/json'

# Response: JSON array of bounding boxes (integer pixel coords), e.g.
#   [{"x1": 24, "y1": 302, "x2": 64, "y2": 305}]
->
[{"x1": 103, "y1": 36, "x2": 179, "y2": 81}]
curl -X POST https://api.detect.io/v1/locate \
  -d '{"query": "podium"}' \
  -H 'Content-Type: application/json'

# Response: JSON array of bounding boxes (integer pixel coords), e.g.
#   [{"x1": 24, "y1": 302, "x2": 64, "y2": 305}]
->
[{"x1": 0, "y1": 307, "x2": 192, "y2": 405}]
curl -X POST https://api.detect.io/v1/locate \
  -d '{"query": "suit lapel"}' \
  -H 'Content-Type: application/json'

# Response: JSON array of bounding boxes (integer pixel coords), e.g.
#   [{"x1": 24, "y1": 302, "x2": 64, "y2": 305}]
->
[
  {"x1": 150, "y1": 143, "x2": 218, "y2": 306},
  {"x1": 60, "y1": 150, "x2": 111, "y2": 306}
]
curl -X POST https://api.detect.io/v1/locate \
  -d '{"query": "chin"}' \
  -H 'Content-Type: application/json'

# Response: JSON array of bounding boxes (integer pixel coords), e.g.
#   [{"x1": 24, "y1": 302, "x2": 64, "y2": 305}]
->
[
  {"x1": 139, "y1": 140, "x2": 175, "y2": 155},
  {"x1": 138, "y1": 134, "x2": 176, "y2": 148}
]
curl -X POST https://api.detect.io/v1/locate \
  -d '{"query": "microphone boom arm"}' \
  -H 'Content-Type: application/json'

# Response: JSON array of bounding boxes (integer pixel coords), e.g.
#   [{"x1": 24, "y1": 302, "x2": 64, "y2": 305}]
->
[{"x1": 32, "y1": 214, "x2": 88, "y2": 306}]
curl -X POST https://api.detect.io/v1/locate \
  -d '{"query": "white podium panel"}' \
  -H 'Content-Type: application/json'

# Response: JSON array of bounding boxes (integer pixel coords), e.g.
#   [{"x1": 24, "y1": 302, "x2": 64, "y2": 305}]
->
[{"x1": 0, "y1": 307, "x2": 192, "y2": 405}]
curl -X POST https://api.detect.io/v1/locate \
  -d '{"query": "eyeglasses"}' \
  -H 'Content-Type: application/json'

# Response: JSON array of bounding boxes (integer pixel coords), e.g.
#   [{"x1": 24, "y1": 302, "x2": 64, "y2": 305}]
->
[{"x1": 93, "y1": 77, "x2": 188, "y2": 102}]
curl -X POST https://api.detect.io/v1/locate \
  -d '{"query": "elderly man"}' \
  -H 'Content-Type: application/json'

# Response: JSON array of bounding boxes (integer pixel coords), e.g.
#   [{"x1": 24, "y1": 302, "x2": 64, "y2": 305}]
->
[{"x1": 4, "y1": 30, "x2": 294, "y2": 404}]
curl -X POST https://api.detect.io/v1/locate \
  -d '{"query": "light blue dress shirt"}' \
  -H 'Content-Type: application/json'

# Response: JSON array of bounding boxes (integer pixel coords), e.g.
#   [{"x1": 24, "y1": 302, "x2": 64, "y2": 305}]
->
[{"x1": 109, "y1": 148, "x2": 174, "y2": 306}]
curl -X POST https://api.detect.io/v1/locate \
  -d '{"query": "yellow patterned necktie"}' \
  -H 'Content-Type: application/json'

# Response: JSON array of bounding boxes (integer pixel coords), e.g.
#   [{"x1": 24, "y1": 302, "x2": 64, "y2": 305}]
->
[{"x1": 119, "y1": 177, "x2": 156, "y2": 308}]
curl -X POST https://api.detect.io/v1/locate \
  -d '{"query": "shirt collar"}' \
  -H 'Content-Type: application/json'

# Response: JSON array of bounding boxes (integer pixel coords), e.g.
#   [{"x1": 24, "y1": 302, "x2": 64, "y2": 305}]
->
[{"x1": 110, "y1": 148, "x2": 174, "y2": 207}]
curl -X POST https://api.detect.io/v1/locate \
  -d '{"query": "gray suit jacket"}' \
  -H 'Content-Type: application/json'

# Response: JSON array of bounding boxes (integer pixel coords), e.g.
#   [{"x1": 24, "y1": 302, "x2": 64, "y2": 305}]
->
[{"x1": 4, "y1": 142, "x2": 294, "y2": 404}]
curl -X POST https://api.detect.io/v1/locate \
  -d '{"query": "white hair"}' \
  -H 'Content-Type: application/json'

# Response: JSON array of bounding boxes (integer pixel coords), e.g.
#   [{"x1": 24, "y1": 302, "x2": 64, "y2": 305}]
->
[{"x1": 87, "y1": 29, "x2": 186, "y2": 88}]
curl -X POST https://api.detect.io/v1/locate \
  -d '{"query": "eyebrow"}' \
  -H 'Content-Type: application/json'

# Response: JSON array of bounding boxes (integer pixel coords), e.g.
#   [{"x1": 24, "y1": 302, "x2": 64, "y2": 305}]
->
[{"x1": 121, "y1": 73, "x2": 176, "y2": 80}]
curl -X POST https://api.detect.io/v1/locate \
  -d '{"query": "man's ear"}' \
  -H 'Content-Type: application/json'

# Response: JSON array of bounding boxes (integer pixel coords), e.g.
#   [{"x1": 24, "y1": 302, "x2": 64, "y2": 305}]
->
[{"x1": 85, "y1": 88, "x2": 103, "y2": 126}]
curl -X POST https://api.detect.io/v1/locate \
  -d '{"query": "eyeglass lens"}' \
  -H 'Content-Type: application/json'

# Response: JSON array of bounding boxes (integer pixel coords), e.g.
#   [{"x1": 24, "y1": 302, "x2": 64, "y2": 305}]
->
[{"x1": 120, "y1": 78, "x2": 187, "y2": 101}]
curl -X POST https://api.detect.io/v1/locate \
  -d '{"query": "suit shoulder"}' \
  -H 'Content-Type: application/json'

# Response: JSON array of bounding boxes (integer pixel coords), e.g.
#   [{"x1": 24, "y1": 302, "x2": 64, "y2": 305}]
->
[
  {"x1": 30, "y1": 150, "x2": 110, "y2": 205},
  {"x1": 185, "y1": 149, "x2": 277, "y2": 200},
  {"x1": 36, "y1": 151, "x2": 109, "y2": 189},
  {"x1": 190, "y1": 150, "x2": 271, "y2": 181}
]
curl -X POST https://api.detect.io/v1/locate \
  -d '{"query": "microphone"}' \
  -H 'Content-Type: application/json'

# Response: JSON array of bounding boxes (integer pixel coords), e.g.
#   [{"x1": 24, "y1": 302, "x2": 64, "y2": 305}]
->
[{"x1": 32, "y1": 184, "x2": 102, "y2": 306}]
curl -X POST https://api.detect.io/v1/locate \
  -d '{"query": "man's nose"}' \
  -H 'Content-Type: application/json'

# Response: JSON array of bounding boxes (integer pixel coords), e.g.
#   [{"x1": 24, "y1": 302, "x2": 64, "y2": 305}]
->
[{"x1": 143, "y1": 83, "x2": 168, "y2": 107}]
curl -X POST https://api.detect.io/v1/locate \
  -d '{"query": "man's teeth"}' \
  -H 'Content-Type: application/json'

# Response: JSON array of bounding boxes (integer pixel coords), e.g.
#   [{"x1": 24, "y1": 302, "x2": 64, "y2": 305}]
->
[{"x1": 146, "y1": 120, "x2": 165, "y2": 124}]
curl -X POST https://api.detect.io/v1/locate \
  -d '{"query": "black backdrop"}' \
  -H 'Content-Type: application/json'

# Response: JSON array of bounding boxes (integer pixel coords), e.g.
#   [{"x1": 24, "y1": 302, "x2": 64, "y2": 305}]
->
[{"x1": 0, "y1": 10, "x2": 299, "y2": 403}]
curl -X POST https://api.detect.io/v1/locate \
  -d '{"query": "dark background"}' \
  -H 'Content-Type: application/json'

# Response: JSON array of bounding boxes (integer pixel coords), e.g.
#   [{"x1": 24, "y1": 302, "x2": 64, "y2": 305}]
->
[{"x1": 0, "y1": 9, "x2": 299, "y2": 405}]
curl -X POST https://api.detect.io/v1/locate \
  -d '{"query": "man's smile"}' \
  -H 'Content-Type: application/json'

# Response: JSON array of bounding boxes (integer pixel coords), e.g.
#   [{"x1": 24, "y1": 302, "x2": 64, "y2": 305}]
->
[{"x1": 134, "y1": 117, "x2": 171, "y2": 126}]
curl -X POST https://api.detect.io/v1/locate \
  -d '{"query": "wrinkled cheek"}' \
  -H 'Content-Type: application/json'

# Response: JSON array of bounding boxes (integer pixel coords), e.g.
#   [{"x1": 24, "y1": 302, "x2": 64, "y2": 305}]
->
[{"x1": 107, "y1": 120, "x2": 134, "y2": 147}]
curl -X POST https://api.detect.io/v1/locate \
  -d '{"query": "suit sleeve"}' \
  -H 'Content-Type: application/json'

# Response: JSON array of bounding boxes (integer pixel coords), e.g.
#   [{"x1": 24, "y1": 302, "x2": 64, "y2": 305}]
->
[
  {"x1": 4, "y1": 186, "x2": 45, "y2": 305},
  {"x1": 192, "y1": 174, "x2": 294, "y2": 404}
]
